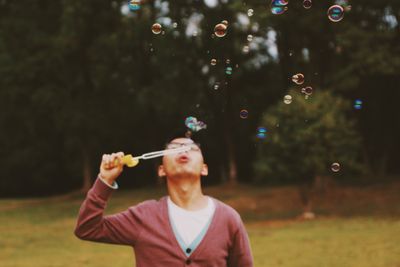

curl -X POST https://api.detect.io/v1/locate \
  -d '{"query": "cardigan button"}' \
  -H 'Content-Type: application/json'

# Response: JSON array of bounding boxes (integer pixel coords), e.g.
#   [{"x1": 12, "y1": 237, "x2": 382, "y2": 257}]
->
[
  {"x1": 186, "y1": 248, "x2": 192, "y2": 253},
  {"x1": 186, "y1": 259, "x2": 191, "y2": 265}
]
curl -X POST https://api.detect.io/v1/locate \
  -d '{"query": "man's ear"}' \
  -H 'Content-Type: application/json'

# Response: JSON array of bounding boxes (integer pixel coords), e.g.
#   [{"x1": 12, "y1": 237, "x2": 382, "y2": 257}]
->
[
  {"x1": 158, "y1": 165, "x2": 166, "y2": 177},
  {"x1": 200, "y1": 164, "x2": 208, "y2": 176}
]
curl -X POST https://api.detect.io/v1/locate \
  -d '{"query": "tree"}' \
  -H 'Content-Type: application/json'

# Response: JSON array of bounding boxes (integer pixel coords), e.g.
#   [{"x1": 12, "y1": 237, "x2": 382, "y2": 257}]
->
[{"x1": 253, "y1": 89, "x2": 361, "y2": 216}]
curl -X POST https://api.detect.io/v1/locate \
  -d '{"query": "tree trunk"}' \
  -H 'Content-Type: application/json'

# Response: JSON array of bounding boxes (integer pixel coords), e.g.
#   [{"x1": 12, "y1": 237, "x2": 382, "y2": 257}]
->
[{"x1": 81, "y1": 147, "x2": 92, "y2": 193}]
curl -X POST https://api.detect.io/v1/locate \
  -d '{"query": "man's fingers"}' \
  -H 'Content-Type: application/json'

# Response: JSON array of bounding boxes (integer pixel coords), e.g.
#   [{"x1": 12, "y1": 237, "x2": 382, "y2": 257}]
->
[{"x1": 102, "y1": 153, "x2": 125, "y2": 169}]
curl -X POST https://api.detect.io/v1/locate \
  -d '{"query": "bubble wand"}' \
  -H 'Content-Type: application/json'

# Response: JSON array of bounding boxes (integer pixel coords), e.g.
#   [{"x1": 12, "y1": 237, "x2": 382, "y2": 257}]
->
[{"x1": 119, "y1": 146, "x2": 191, "y2": 167}]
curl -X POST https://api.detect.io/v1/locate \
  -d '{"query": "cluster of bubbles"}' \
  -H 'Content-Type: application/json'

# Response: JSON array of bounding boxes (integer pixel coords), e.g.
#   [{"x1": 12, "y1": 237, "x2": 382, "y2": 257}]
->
[
  {"x1": 185, "y1": 116, "x2": 207, "y2": 132},
  {"x1": 256, "y1": 127, "x2": 267, "y2": 139},
  {"x1": 354, "y1": 99, "x2": 363, "y2": 110},
  {"x1": 240, "y1": 109, "x2": 249, "y2": 119},
  {"x1": 271, "y1": 0, "x2": 289, "y2": 15},
  {"x1": 214, "y1": 20, "x2": 228, "y2": 38},
  {"x1": 331, "y1": 162, "x2": 341, "y2": 172},
  {"x1": 128, "y1": 0, "x2": 141, "y2": 11},
  {"x1": 269, "y1": 0, "x2": 346, "y2": 22},
  {"x1": 291, "y1": 73, "x2": 313, "y2": 99}
]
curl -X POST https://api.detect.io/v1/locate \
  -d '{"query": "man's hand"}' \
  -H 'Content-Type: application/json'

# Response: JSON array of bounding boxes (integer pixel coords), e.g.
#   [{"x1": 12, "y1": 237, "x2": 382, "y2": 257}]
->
[{"x1": 100, "y1": 152, "x2": 125, "y2": 186}]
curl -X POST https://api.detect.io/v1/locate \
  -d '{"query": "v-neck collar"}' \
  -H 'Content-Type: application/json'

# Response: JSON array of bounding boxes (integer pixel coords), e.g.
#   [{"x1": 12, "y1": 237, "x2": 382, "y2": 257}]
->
[{"x1": 161, "y1": 196, "x2": 220, "y2": 259}]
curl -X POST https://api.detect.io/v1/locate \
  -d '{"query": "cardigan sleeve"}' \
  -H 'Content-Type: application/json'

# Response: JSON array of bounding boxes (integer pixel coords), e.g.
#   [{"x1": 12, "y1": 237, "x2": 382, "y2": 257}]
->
[
  {"x1": 227, "y1": 215, "x2": 254, "y2": 267},
  {"x1": 74, "y1": 177, "x2": 145, "y2": 246}
]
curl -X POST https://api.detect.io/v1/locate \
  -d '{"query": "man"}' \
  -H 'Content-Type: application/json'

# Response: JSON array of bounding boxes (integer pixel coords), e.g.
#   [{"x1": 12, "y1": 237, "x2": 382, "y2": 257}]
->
[{"x1": 74, "y1": 137, "x2": 254, "y2": 267}]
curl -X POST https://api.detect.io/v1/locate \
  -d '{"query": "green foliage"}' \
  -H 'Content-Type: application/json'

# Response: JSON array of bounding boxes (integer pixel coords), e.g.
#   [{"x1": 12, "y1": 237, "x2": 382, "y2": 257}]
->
[{"x1": 254, "y1": 89, "x2": 362, "y2": 184}]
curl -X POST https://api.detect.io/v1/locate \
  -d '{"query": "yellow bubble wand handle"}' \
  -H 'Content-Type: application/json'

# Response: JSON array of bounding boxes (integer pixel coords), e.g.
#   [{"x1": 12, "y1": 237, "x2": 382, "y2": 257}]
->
[{"x1": 116, "y1": 146, "x2": 191, "y2": 168}]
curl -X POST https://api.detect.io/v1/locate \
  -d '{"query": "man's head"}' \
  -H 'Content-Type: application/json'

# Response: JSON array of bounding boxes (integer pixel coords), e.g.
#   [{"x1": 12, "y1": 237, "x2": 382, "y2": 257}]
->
[{"x1": 158, "y1": 137, "x2": 208, "y2": 180}]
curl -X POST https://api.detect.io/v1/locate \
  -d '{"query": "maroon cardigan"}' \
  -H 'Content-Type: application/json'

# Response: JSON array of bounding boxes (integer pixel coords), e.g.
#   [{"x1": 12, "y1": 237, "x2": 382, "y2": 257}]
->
[{"x1": 74, "y1": 178, "x2": 254, "y2": 267}]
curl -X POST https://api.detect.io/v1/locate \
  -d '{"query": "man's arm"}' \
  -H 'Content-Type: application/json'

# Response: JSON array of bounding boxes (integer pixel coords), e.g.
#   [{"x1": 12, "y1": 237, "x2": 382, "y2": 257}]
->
[
  {"x1": 227, "y1": 218, "x2": 254, "y2": 267},
  {"x1": 74, "y1": 176, "x2": 143, "y2": 245},
  {"x1": 74, "y1": 152, "x2": 142, "y2": 246}
]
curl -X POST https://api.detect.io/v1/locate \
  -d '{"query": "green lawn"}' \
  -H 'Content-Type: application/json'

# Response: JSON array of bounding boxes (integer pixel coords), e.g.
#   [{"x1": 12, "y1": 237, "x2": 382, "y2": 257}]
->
[{"x1": 1, "y1": 182, "x2": 399, "y2": 267}]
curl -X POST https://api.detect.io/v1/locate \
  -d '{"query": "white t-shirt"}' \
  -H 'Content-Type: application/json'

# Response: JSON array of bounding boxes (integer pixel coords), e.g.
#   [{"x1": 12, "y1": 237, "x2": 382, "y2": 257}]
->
[{"x1": 167, "y1": 196, "x2": 216, "y2": 246}]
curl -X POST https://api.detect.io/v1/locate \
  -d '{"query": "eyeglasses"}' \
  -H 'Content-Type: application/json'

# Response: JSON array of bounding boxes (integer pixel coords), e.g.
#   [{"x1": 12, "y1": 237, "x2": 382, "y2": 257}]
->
[{"x1": 166, "y1": 142, "x2": 201, "y2": 151}]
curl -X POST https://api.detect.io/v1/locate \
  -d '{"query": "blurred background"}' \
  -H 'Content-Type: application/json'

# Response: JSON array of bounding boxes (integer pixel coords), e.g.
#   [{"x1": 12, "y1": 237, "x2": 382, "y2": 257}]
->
[
  {"x1": 0, "y1": 0, "x2": 399, "y2": 266},
  {"x1": 1, "y1": 0, "x2": 400, "y2": 196}
]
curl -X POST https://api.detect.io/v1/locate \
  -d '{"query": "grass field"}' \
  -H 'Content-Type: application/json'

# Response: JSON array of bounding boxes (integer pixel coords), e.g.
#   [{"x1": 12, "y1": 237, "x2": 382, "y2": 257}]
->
[{"x1": 1, "y1": 181, "x2": 400, "y2": 267}]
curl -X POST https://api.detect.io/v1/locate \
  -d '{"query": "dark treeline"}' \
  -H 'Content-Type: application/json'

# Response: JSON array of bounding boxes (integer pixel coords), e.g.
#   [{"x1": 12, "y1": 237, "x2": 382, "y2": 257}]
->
[{"x1": 0, "y1": 0, "x2": 399, "y2": 197}]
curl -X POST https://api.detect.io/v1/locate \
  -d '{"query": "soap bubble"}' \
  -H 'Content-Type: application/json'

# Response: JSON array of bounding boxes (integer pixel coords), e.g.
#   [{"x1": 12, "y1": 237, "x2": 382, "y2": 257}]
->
[
  {"x1": 214, "y1": 23, "x2": 227, "y2": 37},
  {"x1": 240, "y1": 109, "x2": 249, "y2": 119},
  {"x1": 151, "y1": 23, "x2": 162, "y2": 34},
  {"x1": 185, "y1": 116, "x2": 207, "y2": 132},
  {"x1": 331, "y1": 162, "x2": 340, "y2": 172},
  {"x1": 221, "y1": 20, "x2": 229, "y2": 26},
  {"x1": 128, "y1": 0, "x2": 141, "y2": 11},
  {"x1": 271, "y1": 6, "x2": 288, "y2": 15},
  {"x1": 327, "y1": 5, "x2": 344, "y2": 22},
  {"x1": 283, "y1": 95, "x2": 292, "y2": 104},
  {"x1": 225, "y1": 67, "x2": 233, "y2": 75},
  {"x1": 211, "y1": 59, "x2": 217, "y2": 66},
  {"x1": 354, "y1": 99, "x2": 363, "y2": 110},
  {"x1": 172, "y1": 22, "x2": 178, "y2": 28},
  {"x1": 226, "y1": 59, "x2": 231, "y2": 64},
  {"x1": 271, "y1": 0, "x2": 289, "y2": 15},
  {"x1": 247, "y1": 9, "x2": 254, "y2": 17},
  {"x1": 242, "y1": 45, "x2": 250, "y2": 54},
  {"x1": 256, "y1": 127, "x2": 267, "y2": 139},
  {"x1": 213, "y1": 82, "x2": 220, "y2": 90},
  {"x1": 292, "y1": 73, "x2": 305, "y2": 85},
  {"x1": 301, "y1": 86, "x2": 313, "y2": 96},
  {"x1": 303, "y1": 0, "x2": 312, "y2": 9},
  {"x1": 273, "y1": 0, "x2": 289, "y2": 5},
  {"x1": 247, "y1": 34, "x2": 253, "y2": 42}
]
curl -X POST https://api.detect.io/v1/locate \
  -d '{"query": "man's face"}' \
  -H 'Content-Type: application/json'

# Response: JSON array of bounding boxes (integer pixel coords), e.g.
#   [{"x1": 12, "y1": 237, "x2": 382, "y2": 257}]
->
[{"x1": 158, "y1": 138, "x2": 208, "y2": 178}]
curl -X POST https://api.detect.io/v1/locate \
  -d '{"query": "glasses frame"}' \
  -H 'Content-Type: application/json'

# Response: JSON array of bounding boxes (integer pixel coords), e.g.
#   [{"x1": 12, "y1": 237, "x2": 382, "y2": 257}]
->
[{"x1": 165, "y1": 142, "x2": 201, "y2": 151}]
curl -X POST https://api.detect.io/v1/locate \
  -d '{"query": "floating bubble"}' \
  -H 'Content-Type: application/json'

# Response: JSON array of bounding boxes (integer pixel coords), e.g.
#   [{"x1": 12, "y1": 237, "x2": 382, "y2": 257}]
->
[
  {"x1": 151, "y1": 23, "x2": 162, "y2": 34},
  {"x1": 242, "y1": 45, "x2": 250, "y2": 54},
  {"x1": 283, "y1": 95, "x2": 292, "y2": 104},
  {"x1": 354, "y1": 99, "x2": 363, "y2": 110},
  {"x1": 221, "y1": 20, "x2": 229, "y2": 26},
  {"x1": 247, "y1": 9, "x2": 254, "y2": 17},
  {"x1": 211, "y1": 59, "x2": 217, "y2": 66},
  {"x1": 128, "y1": 0, "x2": 141, "y2": 11},
  {"x1": 301, "y1": 86, "x2": 313, "y2": 96},
  {"x1": 172, "y1": 22, "x2": 178, "y2": 28},
  {"x1": 247, "y1": 34, "x2": 253, "y2": 42},
  {"x1": 271, "y1": 0, "x2": 289, "y2": 15},
  {"x1": 327, "y1": 5, "x2": 344, "y2": 22},
  {"x1": 225, "y1": 66, "x2": 233, "y2": 75},
  {"x1": 331, "y1": 162, "x2": 340, "y2": 172},
  {"x1": 292, "y1": 73, "x2": 305, "y2": 85},
  {"x1": 185, "y1": 116, "x2": 207, "y2": 132},
  {"x1": 213, "y1": 82, "x2": 220, "y2": 90},
  {"x1": 214, "y1": 23, "x2": 227, "y2": 37},
  {"x1": 273, "y1": 0, "x2": 289, "y2": 5},
  {"x1": 226, "y1": 59, "x2": 231, "y2": 64},
  {"x1": 271, "y1": 6, "x2": 288, "y2": 15},
  {"x1": 240, "y1": 109, "x2": 249, "y2": 119},
  {"x1": 256, "y1": 132, "x2": 266, "y2": 139},
  {"x1": 303, "y1": 0, "x2": 312, "y2": 9}
]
